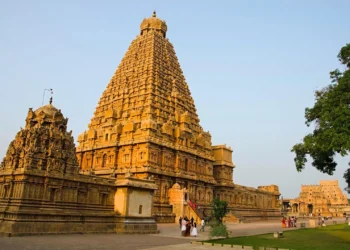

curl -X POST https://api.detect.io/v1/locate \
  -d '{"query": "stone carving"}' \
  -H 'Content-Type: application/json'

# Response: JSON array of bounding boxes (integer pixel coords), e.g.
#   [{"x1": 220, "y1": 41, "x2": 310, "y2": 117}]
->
[
  {"x1": 286, "y1": 180, "x2": 349, "y2": 217},
  {"x1": 1, "y1": 102, "x2": 78, "y2": 174},
  {"x1": 66, "y1": 12, "x2": 281, "y2": 222},
  {"x1": 0, "y1": 99, "x2": 158, "y2": 236}
]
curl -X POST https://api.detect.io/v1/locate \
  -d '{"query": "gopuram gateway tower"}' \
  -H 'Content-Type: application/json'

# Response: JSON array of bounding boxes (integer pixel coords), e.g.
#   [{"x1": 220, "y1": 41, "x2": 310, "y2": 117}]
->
[{"x1": 76, "y1": 12, "x2": 281, "y2": 222}]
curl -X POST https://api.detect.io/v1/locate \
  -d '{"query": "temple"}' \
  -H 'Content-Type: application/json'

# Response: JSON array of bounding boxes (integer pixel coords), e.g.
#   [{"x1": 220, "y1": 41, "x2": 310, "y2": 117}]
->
[
  {"x1": 283, "y1": 180, "x2": 350, "y2": 217},
  {"x1": 0, "y1": 100, "x2": 158, "y2": 235},
  {"x1": 0, "y1": 13, "x2": 281, "y2": 236},
  {"x1": 76, "y1": 12, "x2": 281, "y2": 223}
]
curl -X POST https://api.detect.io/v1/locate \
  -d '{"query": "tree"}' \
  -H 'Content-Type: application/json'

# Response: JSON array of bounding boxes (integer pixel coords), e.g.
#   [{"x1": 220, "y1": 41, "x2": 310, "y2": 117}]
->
[
  {"x1": 210, "y1": 198, "x2": 229, "y2": 238},
  {"x1": 291, "y1": 43, "x2": 350, "y2": 193},
  {"x1": 211, "y1": 198, "x2": 228, "y2": 224}
]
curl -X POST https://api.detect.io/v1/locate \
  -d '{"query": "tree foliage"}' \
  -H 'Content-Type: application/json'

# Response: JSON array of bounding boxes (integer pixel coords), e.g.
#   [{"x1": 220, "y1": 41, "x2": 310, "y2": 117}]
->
[
  {"x1": 211, "y1": 198, "x2": 228, "y2": 224},
  {"x1": 210, "y1": 223, "x2": 229, "y2": 238},
  {"x1": 291, "y1": 43, "x2": 350, "y2": 193}
]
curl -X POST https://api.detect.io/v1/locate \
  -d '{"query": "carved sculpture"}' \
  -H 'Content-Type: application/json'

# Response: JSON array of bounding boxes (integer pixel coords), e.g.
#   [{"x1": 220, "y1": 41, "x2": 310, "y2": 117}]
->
[{"x1": 1, "y1": 102, "x2": 78, "y2": 174}]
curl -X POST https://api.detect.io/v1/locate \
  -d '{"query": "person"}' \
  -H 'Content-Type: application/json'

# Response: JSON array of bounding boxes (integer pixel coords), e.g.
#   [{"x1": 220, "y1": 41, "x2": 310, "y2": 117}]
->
[
  {"x1": 321, "y1": 217, "x2": 325, "y2": 226},
  {"x1": 190, "y1": 217, "x2": 194, "y2": 226},
  {"x1": 179, "y1": 217, "x2": 182, "y2": 229},
  {"x1": 282, "y1": 217, "x2": 286, "y2": 228},
  {"x1": 185, "y1": 219, "x2": 191, "y2": 237},
  {"x1": 200, "y1": 218, "x2": 205, "y2": 232},
  {"x1": 191, "y1": 222, "x2": 197, "y2": 237},
  {"x1": 181, "y1": 217, "x2": 187, "y2": 236},
  {"x1": 290, "y1": 217, "x2": 294, "y2": 227}
]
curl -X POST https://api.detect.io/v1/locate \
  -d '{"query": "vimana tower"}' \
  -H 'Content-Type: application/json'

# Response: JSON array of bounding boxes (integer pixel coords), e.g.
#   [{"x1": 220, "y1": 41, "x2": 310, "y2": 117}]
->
[{"x1": 76, "y1": 12, "x2": 280, "y2": 222}]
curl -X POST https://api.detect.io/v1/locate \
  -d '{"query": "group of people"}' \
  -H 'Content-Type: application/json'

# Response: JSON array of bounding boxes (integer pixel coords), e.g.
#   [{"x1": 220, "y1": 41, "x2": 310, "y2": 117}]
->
[
  {"x1": 281, "y1": 216, "x2": 297, "y2": 228},
  {"x1": 179, "y1": 216, "x2": 205, "y2": 237}
]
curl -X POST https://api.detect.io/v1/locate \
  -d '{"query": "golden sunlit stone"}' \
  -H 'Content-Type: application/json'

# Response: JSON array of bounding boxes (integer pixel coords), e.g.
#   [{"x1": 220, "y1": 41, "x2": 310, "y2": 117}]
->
[
  {"x1": 76, "y1": 12, "x2": 281, "y2": 222},
  {"x1": 0, "y1": 98, "x2": 158, "y2": 235},
  {"x1": 287, "y1": 180, "x2": 350, "y2": 217}
]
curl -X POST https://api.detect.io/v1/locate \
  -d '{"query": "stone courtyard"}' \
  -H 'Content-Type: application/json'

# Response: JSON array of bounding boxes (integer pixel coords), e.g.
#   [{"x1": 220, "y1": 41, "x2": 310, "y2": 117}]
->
[{"x1": 0, "y1": 218, "x2": 345, "y2": 250}]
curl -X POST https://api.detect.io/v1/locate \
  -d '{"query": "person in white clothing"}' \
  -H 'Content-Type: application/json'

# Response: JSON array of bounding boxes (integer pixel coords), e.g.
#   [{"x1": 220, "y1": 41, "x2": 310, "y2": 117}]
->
[
  {"x1": 200, "y1": 219, "x2": 205, "y2": 232},
  {"x1": 191, "y1": 222, "x2": 197, "y2": 237}
]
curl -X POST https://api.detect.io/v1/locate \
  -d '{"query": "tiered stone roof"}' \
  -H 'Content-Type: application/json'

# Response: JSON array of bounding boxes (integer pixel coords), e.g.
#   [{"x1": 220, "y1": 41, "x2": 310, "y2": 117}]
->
[
  {"x1": 77, "y1": 12, "x2": 212, "y2": 159},
  {"x1": 0, "y1": 98, "x2": 79, "y2": 174}
]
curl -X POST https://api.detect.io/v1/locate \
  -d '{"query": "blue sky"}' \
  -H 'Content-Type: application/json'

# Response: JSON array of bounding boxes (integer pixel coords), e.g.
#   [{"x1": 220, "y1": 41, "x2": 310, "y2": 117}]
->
[{"x1": 1, "y1": 0, "x2": 350, "y2": 198}]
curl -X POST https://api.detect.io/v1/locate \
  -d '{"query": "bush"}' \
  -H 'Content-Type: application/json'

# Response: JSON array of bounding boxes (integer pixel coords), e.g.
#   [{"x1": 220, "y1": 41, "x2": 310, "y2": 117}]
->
[{"x1": 210, "y1": 223, "x2": 229, "y2": 238}]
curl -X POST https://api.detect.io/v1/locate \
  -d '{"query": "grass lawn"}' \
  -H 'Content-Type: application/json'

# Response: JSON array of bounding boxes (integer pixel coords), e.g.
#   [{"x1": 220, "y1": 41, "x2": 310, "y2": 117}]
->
[{"x1": 205, "y1": 223, "x2": 350, "y2": 250}]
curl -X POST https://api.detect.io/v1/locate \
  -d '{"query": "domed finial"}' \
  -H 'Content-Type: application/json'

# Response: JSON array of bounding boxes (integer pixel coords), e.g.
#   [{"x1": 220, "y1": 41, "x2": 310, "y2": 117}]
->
[
  {"x1": 49, "y1": 96, "x2": 53, "y2": 104},
  {"x1": 140, "y1": 11, "x2": 167, "y2": 37}
]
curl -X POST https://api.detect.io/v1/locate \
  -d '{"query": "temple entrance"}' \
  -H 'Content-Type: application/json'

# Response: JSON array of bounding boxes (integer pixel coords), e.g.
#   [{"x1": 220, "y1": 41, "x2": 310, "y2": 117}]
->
[
  {"x1": 307, "y1": 204, "x2": 313, "y2": 215},
  {"x1": 292, "y1": 203, "x2": 299, "y2": 213}
]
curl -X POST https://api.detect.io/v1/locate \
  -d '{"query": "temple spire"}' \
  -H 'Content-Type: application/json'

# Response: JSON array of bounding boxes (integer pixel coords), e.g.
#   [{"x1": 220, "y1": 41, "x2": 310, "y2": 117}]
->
[
  {"x1": 140, "y1": 11, "x2": 167, "y2": 37},
  {"x1": 42, "y1": 88, "x2": 53, "y2": 106}
]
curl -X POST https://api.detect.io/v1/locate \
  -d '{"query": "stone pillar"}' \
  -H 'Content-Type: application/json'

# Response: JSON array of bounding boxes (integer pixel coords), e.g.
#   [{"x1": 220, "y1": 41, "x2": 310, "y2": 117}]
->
[
  {"x1": 175, "y1": 151, "x2": 179, "y2": 173},
  {"x1": 91, "y1": 151, "x2": 95, "y2": 170},
  {"x1": 114, "y1": 147, "x2": 119, "y2": 171}
]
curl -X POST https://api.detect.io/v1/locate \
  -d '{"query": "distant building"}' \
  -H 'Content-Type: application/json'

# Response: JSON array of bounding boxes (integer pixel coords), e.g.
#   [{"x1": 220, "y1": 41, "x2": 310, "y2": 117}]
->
[{"x1": 288, "y1": 180, "x2": 349, "y2": 217}]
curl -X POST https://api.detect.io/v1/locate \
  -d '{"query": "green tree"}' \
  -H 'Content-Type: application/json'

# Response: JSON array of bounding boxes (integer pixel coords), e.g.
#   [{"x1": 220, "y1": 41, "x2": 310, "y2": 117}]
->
[
  {"x1": 210, "y1": 198, "x2": 229, "y2": 238},
  {"x1": 211, "y1": 198, "x2": 228, "y2": 224},
  {"x1": 291, "y1": 43, "x2": 350, "y2": 193}
]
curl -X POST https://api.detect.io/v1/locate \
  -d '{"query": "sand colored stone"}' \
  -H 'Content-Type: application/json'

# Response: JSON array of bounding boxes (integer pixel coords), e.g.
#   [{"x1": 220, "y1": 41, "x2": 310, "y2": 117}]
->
[
  {"x1": 0, "y1": 99, "x2": 157, "y2": 235},
  {"x1": 75, "y1": 12, "x2": 281, "y2": 223},
  {"x1": 286, "y1": 180, "x2": 349, "y2": 217},
  {"x1": 0, "y1": 12, "x2": 282, "y2": 237}
]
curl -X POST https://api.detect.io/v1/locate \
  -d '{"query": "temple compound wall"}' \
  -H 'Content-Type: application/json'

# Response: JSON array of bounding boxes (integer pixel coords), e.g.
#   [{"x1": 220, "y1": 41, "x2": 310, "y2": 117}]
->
[
  {"x1": 288, "y1": 180, "x2": 349, "y2": 217},
  {"x1": 75, "y1": 12, "x2": 281, "y2": 223},
  {"x1": 0, "y1": 102, "x2": 157, "y2": 236}
]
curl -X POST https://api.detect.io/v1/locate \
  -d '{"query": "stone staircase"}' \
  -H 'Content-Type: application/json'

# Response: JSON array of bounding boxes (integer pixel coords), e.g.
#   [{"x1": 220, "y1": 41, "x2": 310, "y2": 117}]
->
[{"x1": 188, "y1": 200, "x2": 205, "y2": 220}]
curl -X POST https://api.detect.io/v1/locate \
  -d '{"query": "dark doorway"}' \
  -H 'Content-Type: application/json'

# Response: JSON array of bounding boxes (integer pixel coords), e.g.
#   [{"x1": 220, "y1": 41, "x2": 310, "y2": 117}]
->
[{"x1": 308, "y1": 204, "x2": 313, "y2": 215}]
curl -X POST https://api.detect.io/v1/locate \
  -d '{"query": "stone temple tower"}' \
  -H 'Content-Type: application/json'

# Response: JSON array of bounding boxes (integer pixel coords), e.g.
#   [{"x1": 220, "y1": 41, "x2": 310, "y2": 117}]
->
[
  {"x1": 1, "y1": 99, "x2": 79, "y2": 174},
  {"x1": 77, "y1": 12, "x2": 280, "y2": 222},
  {"x1": 76, "y1": 12, "x2": 229, "y2": 221},
  {"x1": 0, "y1": 99, "x2": 158, "y2": 235}
]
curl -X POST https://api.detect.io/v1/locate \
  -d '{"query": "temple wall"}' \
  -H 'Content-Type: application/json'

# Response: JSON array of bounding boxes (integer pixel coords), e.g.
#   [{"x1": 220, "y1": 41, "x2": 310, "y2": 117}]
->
[
  {"x1": 214, "y1": 185, "x2": 280, "y2": 210},
  {"x1": 86, "y1": 141, "x2": 281, "y2": 222},
  {"x1": 0, "y1": 170, "x2": 159, "y2": 235},
  {"x1": 0, "y1": 170, "x2": 117, "y2": 236}
]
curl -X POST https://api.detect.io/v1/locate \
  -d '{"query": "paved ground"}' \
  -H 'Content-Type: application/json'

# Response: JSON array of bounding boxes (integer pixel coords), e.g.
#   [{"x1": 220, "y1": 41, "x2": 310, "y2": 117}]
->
[
  {"x1": 0, "y1": 218, "x2": 346, "y2": 250},
  {"x1": 0, "y1": 234, "x2": 190, "y2": 250}
]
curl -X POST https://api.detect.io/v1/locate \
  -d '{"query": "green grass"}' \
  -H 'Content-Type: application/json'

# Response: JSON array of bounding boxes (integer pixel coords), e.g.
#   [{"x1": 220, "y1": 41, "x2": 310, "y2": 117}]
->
[{"x1": 205, "y1": 224, "x2": 350, "y2": 250}]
